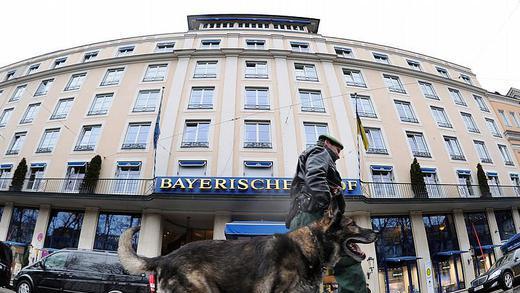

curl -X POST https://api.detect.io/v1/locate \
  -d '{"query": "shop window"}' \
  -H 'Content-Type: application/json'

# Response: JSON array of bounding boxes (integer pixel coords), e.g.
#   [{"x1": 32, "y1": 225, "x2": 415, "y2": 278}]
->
[
  {"x1": 177, "y1": 160, "x2": 207, "y2": 176},
  {"x1": 94, "y1": 213, "x2": 141, "y2": 251},
  {"x1": 464, "y1": 212, "x2": 495, "y2": 276},
  {"x1": 7, "y1": 207, "x2": 39, "y2": 244},
  {"x1": 44, "y1": 210, "x2": 84, "y2": 249},
  {"x1": 243, "y1": 161, "x2": 273, "y2": 177},
  {"x1": 495, "y1": 210, "x2": 515, "y2": 241}
]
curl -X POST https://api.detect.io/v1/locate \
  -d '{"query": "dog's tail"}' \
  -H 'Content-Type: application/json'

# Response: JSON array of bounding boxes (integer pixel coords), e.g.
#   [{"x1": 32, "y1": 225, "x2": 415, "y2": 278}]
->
[{"x1": 118, "y1": 226, "x2": 156, "y2": 274}]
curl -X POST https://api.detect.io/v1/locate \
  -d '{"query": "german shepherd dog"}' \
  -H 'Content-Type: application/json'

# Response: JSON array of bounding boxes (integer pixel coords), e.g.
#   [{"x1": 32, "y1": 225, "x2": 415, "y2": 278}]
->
[{"x1": 118, "y1": 198, "x2": 376, "y2": 293}]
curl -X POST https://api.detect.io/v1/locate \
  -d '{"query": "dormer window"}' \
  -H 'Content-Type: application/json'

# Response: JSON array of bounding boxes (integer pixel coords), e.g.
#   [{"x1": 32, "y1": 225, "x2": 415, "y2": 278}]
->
[
  {"x1": 291, "y1": 42, "x2": 309, "y2": 53},
  {"x1": 373, "y1": 53, "x2": 390, "y2": 64},
  {"x1": 246, "y1": 39, "x2": 265, "y2": 49},
  {"x1": 201, "y1": 40, "x2": 220, "y2": 49},
  {"x1": 335, "y1": 47, "x2": 353, "y2": 58}
]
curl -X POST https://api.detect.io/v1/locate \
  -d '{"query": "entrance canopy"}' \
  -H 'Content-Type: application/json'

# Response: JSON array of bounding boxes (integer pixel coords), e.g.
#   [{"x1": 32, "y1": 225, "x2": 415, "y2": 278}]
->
[
  {"x1": 501, "y1": 233, "x2": 520, "y2": 254},
  {"x1": 383, "y1": 256, "x2": 422, "y2": 264},
  {"x1": 434, "y1": 250, "x2": 468, "y2": 257},
  {"x1": 224, "y1": 221, "x2": 289, "y2": 239}
]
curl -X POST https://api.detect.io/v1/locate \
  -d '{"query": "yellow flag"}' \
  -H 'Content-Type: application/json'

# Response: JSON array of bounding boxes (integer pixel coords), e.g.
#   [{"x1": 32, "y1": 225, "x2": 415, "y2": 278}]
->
[{"x1": 357, "y1": 115, "x2": 369, "y2": 151}]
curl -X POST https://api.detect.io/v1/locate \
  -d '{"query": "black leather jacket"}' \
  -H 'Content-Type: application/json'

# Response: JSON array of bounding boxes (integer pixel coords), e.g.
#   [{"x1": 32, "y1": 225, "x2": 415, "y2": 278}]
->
[{"x1": 286, "y1": 143, "x2": 343, "y2": 227}]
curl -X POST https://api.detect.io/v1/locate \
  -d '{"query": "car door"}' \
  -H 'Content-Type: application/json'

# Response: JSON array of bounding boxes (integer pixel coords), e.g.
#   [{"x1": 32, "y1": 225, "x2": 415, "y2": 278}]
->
[
  {"x1": 35, "y1": 251, "x2": 69, "y2": 293},
  {"x1": 103, "y1": 254, "x2": 148, "y2": 293},
  {"x1": 61, "y1": 252, "x2": 105, "y2": 293}
]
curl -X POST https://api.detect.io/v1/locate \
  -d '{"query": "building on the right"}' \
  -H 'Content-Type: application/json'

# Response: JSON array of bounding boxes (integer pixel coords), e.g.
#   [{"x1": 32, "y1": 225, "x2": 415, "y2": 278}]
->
[{"x1": 488, "y1": 88, "x2": 520, "y2": 164}]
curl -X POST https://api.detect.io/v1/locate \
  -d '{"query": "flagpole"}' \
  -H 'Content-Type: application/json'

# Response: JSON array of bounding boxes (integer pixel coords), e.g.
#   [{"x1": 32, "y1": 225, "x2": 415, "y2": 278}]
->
[{"x1": 153, "y1": 87, "x2": 165, "y2": 179}]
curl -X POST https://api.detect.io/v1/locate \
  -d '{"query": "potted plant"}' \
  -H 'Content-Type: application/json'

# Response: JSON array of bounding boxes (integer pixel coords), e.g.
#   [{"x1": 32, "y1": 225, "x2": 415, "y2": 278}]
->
[
  {"x1": 410, "y1": 158, "x2": 427, "y2": 198},
  {"x1": 10, "y1": 158, "x2": 28, "y2": 192},
  {"x1": 476, "y1": 163, "x2": 491, "y2": 198},
  {"x1": 79, "y1": 155, "x2": 102, "y2": 194}
]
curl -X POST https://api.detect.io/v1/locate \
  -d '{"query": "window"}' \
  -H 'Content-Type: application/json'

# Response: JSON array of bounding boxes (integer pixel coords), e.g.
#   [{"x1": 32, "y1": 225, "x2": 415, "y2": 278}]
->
[
  {"x1": 461, "y1": 112, "x2": 479, "y2": 133},
  {"x1": 299, "y1": 90, "x2": 325, "y2": 112},
  {"x1": 181, "y1": 121, "x2": 210, "y2": 148},
  {"x1": 511, "y1": 174, "x2": 520, "y2": 196},
  {"x1": 178, "y1": 160, "x2": 207, "y2": 176},
  {"x1": 406, "y1": 132, "x2": 431, "y2": 158},
  {"x1": 243, "y1": 161, "x2": 273, "y2": 177},
  {"x1": 20, "y1": 103, "x2": 41, "y2": 124},
  {"x1": 365, "y1": 128, "x2": 388, "y2": 154},
  {"x1": 351, "y1": 94, "x2": 376, "y2": 118},
  {"x1": 373, "y1": 53, "x2": 390, "y2": 64},
  {"x1": 5, "y1": 70, "x2": 15, "y2": 81},
  {"x1": 34, "y1": 79, "x2": 54, "y2": 96},
  {"x1": 51, "y1": 98, "x2": 74, "y2": 120},
  {"x1": 200, "y1": 40, "x2": 220, "y2": 49},
  {"x1": 460, "y1": 74, "x2": 472, "y2": 85},
  {"x1": 0, "y1": 164, "x2": 12, "y2": 190},
  {"x1": 44, "y1": 210, "x2": 84, "y2": 249},
  {"x1": 510, "y1": 112, "x2": 520, "y2": 127},
  {"x1": 53, "y1": 57, "x2": 67, "y2": 68},
  {"x1": 117, "y1": 46, "x2": 135, "y2": 57},
  {"x1": 394, "y1": 100, "x2": 418, "y2": 123},
  {"x1": 290, "y1": 42, "x2": 309, "y2": 52},
  {"x1": 65, "y1": 73, "x2": 86, "y2": 91},
  {"x1": 343, "y1": 69, "x2": 366, "y2": 87},
  {"x1": 495, "y1": 210, "x2": 515, "y2": 241},
  {"x1": 188, "y1": 87, "x2": 214, "y2": 109},
  {"x1": 485, "y1": 118, "x2": 501, "y2": 137},
  {"x1": 83, "y1": 51, "x2": 98, "y2": 62},
  {"x1": 419, "y1": 81, "x2": 438, "y2": 100},
  {"x1": 407, "y1": 60, "x2": 421, "y2": 71},
  {"x1": 75, "y1": 125, "x2": 102, "y2": 151},
  {"x1": 294, "y1": 63, "x2": 318, "y2": 81},
  {"x1": 7, "y1": 132, "x2": 26, "y2": 155},
  {"x1": 122, "y1": 123, "x2": 151, "y2": 149},
  {"x1": 10, "y1": 85, "x2": 26, "y2": 102},
  {"x1": 473, "y1": 95, "x2": 489, "y2": 112},
  {"x1": 246, "y1": 39, "x2": 265, "y2": 49},
  {"x1": 436, "y1": 67, "x2": 450, "y2": 78},
  {"x1": 194, "y1": 61, "x2": 217, "y2": 78},
  {"x1": 100, "y1": 68, "x2": 124, "y2": 86},
  {"x1": 335, "y1": 47, "x2": 353, "y2": 58},
  {"x1": 26, "y1": 64, "x2": 39, "y2": 75},
  {"x1": 499, "y1": 110, "x2": 512, "y2": 127},
  {"x1": 245, "y1": 61, "x2": 268, "y2": 78},
  {"x1": 134, "y1": 90, "x2": 160, "y2": 112},
  {"x1": 304, "y1": 122, "x2": 328, "y2": 148},
  {"x1": 114, "y1": 162, "x2": 142, "y2": 194},
  {"x1": 383, "y1": 74, "x2": 406, "y2": 93},
  {"x1": 498, "y1": 144, "x2": 514, "y2": 166},
  {"x1": 422, "y1": 169, "x2": 441, "y2": 198},
  {"x1": 487, "y1": 173, "x2": 502, "y2": 197},
  {"x1": 143, "y1": 64, "x2": 167, "y2": 82},
  {"x1": 7, "y1": 207, "x2": 38, "y2": 244},
  {"x1": 245, "y1": 87, "x2": 269, "y2": 110},
  {"x1": 37, "y1": 128, "x2": 60, "y2": 153},
  {"x1": 457, "y1": 170, "x2": 475, "y2": 197},
  {"x1": 94, "y1": 213, "x2": 140, "y2": 251},
  {"x1": 0, "y1": 108, "x2": 14, "y2": 127},
  {"x1": 88, "y1": 93, "x2": 113, "y2": 116},
  {"x1": 474, "y1": 140, "x2": 492, "y2": 163},
  {"x1": 244, "y1": 121, "x2": 272, "y2": 148},
  {"x1": 449, "y1": 88, "x2": 466, "y2": 106},
  {"x1": 155, "y1": 41, "x2": 175, "y2": 53},
  {"x1": 26, "y1": 163, "x2": 45, "y2": 191},
  {"x1": 430, "y1": 106, "x2": 452, "y2": 128},
  {"x1": 370, "y1": 167, "x2": 395, "y2": 197},
  {"x1": 64, "y1": 163, "x2": 86, "y2": 193},
  {"x1": 444, "y1": 136, "x2": 465, "y2": 161}
]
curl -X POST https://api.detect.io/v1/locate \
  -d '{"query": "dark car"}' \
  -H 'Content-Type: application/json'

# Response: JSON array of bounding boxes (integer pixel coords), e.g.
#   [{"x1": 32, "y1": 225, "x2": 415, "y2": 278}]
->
[
  {"x1": 469, "y1": 248, "x2": 520, "y2": 292},
  {"x1": 0, "y1": 242, "x2": 13, "y2": 287},
  {"x1": 13, "y1": 249, "x2": 151, "y2": 293}
]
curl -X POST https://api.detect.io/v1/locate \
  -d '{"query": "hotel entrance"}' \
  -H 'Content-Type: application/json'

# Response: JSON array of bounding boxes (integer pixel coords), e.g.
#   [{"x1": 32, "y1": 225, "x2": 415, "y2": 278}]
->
[
  {"x1": 379, "y1": 257, "x2": 421, "y2": 293},
  {"x1": 160, "y1": 213, "x2": 214, "y2": 255}
]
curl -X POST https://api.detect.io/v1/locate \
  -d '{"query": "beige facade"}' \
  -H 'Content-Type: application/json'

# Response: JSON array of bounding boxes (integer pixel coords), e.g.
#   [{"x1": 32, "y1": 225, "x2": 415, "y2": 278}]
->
[
  {"x1": 0, "y1": 14, "x2": 519, "y2": 293},
  {"x1": 488, "y1": 89, "x2": 520, "y2": 164}
]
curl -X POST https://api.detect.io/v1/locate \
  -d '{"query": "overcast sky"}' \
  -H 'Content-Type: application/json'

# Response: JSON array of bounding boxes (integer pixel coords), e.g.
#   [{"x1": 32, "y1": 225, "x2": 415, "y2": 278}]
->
[{"x1": 1, "y1": 0, "x2": 519, "y2": 94}]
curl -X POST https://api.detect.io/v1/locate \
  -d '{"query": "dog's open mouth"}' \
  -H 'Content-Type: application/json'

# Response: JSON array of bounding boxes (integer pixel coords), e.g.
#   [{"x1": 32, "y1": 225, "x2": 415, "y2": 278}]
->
[{"x1": 343, "y1": 236, "x2": 373, "y2": 262}]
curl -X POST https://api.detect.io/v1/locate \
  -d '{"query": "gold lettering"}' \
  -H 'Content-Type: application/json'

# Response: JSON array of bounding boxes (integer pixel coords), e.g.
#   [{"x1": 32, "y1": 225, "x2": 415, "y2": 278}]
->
[
  {"x1": 215, "y1": 179, "x2": 227, "y2": 190},
  {"x1": 282, "y1": 180, "x2": 292, "y2": 190},
  {"x1": 347, "y1": 180, "x2": 357, "y2": 191},
  {"x1": 160, "y1": 178, "x2": 172, "y2": 189},
  {"x1": 341, "y1": 181, "x2": 347, "y2": 190},
  {"x1": 229, "y1": 178, "x2": 236, "y2": 190},
  {"x1": 172, "y1": 178, "x2": 186, "y2": 189},
  {"x1": 238, "y1": 179, "x2": 249, "y2": 190},
  {"x1": 200, "y1": 178, "x2": 212, "y2": 190},
  {"x1": 185, "y1": 178, "x2": 198, "y2": 189},
  {"x1": 251, "y1": 179, "x2": 263, "y2": 190},
  {"x1": 265, "y1": 179, "x2": 280, "y2": 190}
]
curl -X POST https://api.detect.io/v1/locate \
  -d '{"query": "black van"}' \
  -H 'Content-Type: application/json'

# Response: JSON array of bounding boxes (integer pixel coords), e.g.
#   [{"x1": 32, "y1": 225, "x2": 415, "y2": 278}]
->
[{"x1": 13, "y1": 249, "x2": 151, "y2": 293}]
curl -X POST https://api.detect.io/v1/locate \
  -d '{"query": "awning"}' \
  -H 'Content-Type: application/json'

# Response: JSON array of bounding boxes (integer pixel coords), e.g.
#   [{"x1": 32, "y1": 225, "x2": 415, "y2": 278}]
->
[
  {"x1": 117, "y1": 161, "x2": 142, "y2": 167},
  {"x1": 224, "y1": 221, "x2": 289, "y2": 238},
  {"x1": 30, "y1": 163, "x2": 47, "y2": 168},
  {"x1": 434, "y1": 250, "x2": 468, "y2": 257},
  {"x1": 457, "y1": 170, "x2": 471, "y2": 176},
  {"x1": 67, "y1": 161, "x2": 87, "y2": 167},
  {"x1": 384, "y1": 256, "x2": 422, "y2": 263},
  {"x1": 421, "y1": 168, "x2": 437, "y2": 174},
  {"x1": 501, "y1": 233, "x2": 520, "y2": 253},
  {"x1": 0, "y1": 164, "x2": 13, "y2": 169},
  {"x1": 474, "y1": 244, "x2": 501, "y2": 252},
  {"x1": 244, "y1": 161, "x2": 273, "y2": 168},
  {"x1": 178, "y1": 160, "x2": 207, "y2": 167},
  {"x1": 371, "y1": 165, "x2": 393, "y2": 172},
  {"x1": 486, "y1": 171, "x2": 498, "y2": 177}
]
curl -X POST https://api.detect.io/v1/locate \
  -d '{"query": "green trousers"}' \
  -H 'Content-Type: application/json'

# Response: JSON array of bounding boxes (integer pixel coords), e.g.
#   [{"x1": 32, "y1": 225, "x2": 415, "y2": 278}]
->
[{"x1": 289, "y1": 211, "x2": 368, "y2": 293}]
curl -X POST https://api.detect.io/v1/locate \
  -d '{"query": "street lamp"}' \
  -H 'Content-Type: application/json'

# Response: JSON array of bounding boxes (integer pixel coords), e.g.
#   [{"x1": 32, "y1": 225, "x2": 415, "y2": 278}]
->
[{"x1": 367, "y1": 257, "x2": 375, "y2": 279}]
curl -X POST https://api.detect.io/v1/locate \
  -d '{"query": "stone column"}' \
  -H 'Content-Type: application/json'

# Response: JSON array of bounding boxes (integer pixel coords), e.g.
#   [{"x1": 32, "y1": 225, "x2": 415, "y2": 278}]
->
[
  {"x1": 453, "y1": 209, "x2": 475, "y2": 287},
  {"x1": 350, "y1": 212, "x2": 379, "y2": 293},
  {"x1": 31, "y1": 205, "x2": 51, "y2": 249},
  {"x1": 0, "y1": 202, "x2": 14, "y2": 241},
  {"x1": 78, "y1": 207, "x2": 99, "y2": 249},
  {"x1": 137, "y1": 211, "x2": 163, "y2": 257},
  {"x1": 486, "y1": 208, "x2": 503, "y2": 258},
  {"x1": 410, "y1": 211, "x2": 435, "y2": 293},
  {"x1": 512, "y1": 208, "x2": 520, "y2": 233},
  {"x1": 213, "y1": 212, "x2": 231, "y2": 240}
]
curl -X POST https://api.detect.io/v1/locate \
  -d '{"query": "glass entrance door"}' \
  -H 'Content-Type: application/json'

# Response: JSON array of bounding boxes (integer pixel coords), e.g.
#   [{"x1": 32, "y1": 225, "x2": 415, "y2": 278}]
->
[
  {"x1": 379, "y1": 262, "x2": 420, "y2": 293},
  {"x1": 433, "y1": 256, "x2": 465, "y2": 292}
]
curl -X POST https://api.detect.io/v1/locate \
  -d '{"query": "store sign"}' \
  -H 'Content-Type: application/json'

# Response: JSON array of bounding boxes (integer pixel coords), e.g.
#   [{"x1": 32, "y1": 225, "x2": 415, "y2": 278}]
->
[{"x1": 155, "y1": 177, "x2": 362, "y2": 196}]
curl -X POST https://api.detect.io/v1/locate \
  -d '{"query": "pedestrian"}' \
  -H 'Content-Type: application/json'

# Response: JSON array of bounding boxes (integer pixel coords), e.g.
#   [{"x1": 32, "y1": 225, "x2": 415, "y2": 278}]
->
[{"x1": 286, "y1": 134, "x2": 368, "y2": 293}]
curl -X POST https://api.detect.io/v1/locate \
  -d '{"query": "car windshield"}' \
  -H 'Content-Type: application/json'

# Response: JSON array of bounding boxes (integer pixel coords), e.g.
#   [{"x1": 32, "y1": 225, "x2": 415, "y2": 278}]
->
[{"x1": 490, "y1": 252, "x2": 513, "y2": 270}]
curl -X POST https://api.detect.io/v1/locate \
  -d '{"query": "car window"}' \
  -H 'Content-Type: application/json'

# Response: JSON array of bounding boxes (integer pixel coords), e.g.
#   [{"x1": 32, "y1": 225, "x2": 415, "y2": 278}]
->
[
  {"x1": 101, "y1": 255, "x2": 127, "y2": 275},
  {"x1": 44, "y1": 252, "x2": 68, "y2": 270},
  {"x1": 66, "y1": 252, "x2": 105, "y2": 272},
  {"x1": 491, "y1": 252, "x2": 513, "y2": 270}
]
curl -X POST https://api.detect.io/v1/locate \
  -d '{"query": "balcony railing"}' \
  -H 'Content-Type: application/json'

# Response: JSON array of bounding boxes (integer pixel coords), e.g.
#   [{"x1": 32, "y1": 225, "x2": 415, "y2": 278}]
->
[
  {"x1": 412, "y1": 151, "x2": 432, "y2": 158},
  {"x1": 74, "y1": 145, "x2": 95, "y2": 151},
  {"x1": 301, "y1": 106, "x2": 326, "y2": 113},
  {"x1": 244, "y1": 104, "x2": 270, "y2": 110},
  {"x1": 367, "y1": 148, "x2": 388, "y2": 155},
  {"x1": 244, "y1": 141, "x2": 272, "y2": 149},
  {"x1": 401, "y1": 117, "x2": 419, "y2": 123},
  {"x1": 450, "y1": 154, "x2": 466, "y2": 161},
  {"x1": 121, "y1": 143, "x2": 147, "y2": 150},
  {"x1": 480, "y1": 158, "x2": 493, "y2": 164},
  {"x1": 5, "y1": 150, "x2": 19, "y2": 155},
  {"x1": 181, "y1": 141, "x2": 209, "y2": 148}
]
